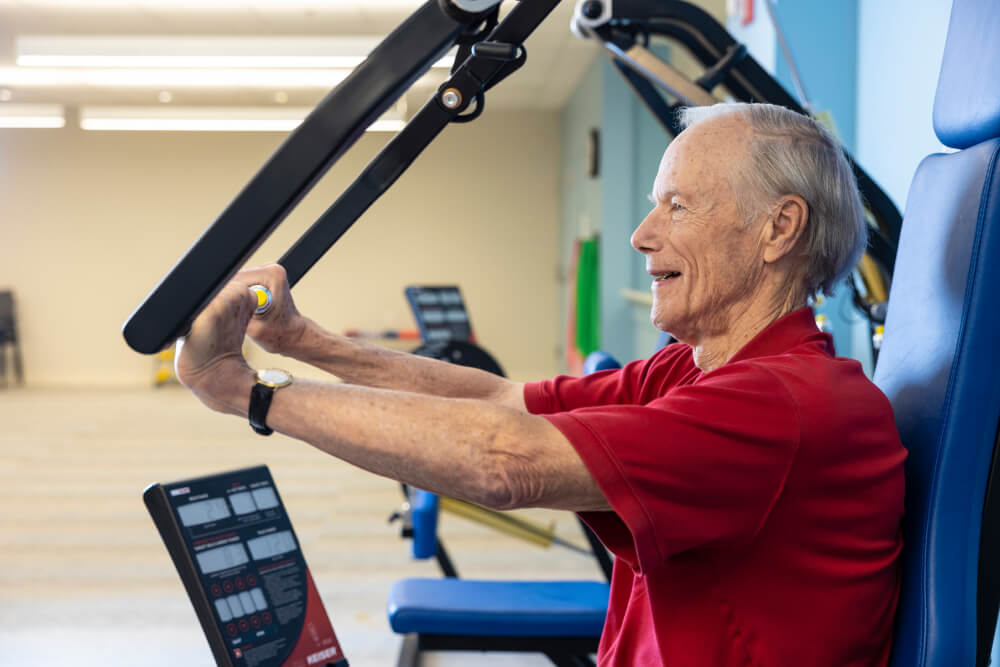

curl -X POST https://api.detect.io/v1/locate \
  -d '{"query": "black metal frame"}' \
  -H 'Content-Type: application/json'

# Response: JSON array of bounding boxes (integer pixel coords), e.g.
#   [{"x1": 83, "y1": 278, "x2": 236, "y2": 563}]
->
[
  {"x1": 397, "y1": 633, "x2": 598, "y2": 667},
  {"x1": 123, "y1": 0, "x2": 560, "y2": 354}
]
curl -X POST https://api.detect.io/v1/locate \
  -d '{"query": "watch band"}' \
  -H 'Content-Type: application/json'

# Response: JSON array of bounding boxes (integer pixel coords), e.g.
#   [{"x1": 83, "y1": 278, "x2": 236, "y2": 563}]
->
[{"x1": 248, "y1": 383, "x2": 276, "y2": 436}]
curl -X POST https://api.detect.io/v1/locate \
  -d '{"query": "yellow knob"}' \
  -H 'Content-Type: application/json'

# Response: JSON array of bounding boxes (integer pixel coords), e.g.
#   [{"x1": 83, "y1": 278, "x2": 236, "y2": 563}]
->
[{"x1": 249, "y1": 285, "x2": 272, "y2": 315}]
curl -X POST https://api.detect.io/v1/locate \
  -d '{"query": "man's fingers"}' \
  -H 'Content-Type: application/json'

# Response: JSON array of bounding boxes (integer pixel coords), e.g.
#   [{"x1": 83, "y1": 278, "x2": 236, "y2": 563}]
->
[{"x1": 234, "y1": 264, "x2": 289, "y2": 293}]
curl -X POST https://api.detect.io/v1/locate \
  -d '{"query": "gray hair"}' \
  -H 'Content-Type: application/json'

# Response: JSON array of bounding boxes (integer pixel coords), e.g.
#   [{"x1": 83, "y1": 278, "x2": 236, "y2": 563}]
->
[{"x1": 678, "y1": 103, "x2": 866, "y2": 297}]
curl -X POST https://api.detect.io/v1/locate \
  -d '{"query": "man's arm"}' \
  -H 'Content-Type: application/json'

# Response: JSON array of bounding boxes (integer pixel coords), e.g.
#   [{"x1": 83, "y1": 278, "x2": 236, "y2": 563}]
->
[
  {"x1": 176, "y1": 274, "x2": 610, "y2": 513},
  {"x1": 290, "y1": 318, "x2": 527, "y2": 409},
  {"x1": 238, "y1": 264, "x2": 526, "y2": 410}
]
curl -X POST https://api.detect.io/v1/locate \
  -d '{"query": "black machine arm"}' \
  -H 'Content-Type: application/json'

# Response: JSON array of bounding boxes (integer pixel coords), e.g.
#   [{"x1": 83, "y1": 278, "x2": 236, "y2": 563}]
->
[
  {"x1": 123, "y1": 0, "x2": 559, "y2": 354},
  {"x1": 572, "y1": 0, "x2": 900, "y2": 331}
]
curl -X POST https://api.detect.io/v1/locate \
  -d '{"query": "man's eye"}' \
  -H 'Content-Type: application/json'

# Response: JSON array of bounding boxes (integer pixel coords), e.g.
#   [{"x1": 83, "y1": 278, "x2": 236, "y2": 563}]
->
[{"x1": 672, "y1": 202, "x2": 685, "y2": 211}]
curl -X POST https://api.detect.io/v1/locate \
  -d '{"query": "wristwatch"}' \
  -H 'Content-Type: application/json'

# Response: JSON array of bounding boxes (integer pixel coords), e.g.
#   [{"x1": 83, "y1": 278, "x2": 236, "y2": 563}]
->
[{"x1": 248, "y1": 369, "x2": 293, "y2": 436}]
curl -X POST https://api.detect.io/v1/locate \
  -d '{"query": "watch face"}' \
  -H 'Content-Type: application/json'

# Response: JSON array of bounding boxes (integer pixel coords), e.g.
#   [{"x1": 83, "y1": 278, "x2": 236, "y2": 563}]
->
[{"x1": 257, "y1": 368, "x2": 292, "y2": 387}]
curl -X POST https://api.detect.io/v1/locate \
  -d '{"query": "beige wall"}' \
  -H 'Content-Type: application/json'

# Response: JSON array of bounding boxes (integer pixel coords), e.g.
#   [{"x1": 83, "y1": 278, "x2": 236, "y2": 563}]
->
[{"x1": 0, "y1": 111, "x2": 562, "y2": 387}]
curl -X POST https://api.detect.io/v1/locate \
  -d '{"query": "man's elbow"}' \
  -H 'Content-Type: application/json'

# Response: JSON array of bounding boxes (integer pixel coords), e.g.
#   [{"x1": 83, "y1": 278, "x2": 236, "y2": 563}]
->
[{"x1": 475, "y1": 450, "x2": 538, "y2": 512}]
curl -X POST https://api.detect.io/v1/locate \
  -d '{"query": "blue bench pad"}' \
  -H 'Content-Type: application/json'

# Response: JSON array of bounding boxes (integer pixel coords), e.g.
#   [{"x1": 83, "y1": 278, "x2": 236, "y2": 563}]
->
[{"x1": 387, "y1": 578, "x2": 610, "y2": 637}]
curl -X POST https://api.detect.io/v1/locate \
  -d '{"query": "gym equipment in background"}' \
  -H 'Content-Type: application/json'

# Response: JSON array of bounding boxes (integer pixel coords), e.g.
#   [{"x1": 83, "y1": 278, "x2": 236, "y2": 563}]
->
[
  {"x1": 145, "y1": 466, "x2": 348, "y2": 667},
  {"x1": 404, "y1": 284, "x2": 505, "y2": 377},
  {"x1": 0, "y1": 289, "x2": 24, "y2": 387}
]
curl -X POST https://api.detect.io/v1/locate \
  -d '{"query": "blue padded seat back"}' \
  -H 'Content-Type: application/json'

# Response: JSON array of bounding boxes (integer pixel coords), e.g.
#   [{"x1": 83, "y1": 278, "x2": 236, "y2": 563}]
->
[
  {"x1": 875, "y1": 139, "x2": 1000, "y2": 667},
  {"x1": 933, "y1": 0, "x2": 1000, "y2": 150}
]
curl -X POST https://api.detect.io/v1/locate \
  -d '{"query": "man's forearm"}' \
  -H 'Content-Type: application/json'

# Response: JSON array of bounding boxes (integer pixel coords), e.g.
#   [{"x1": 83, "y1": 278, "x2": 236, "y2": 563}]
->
[
  {"x1": 285, "y1": 318, "x2": 527, "y2": 409},
  {"x1": 213, "y1": 367, "x2": 608, "y2": 513}
]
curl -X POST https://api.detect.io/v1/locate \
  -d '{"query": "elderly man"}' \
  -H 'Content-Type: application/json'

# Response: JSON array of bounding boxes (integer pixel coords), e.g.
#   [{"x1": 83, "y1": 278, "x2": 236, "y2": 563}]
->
[{"x1": 176, "y1": 102, "x2": 906, "y2": 666}]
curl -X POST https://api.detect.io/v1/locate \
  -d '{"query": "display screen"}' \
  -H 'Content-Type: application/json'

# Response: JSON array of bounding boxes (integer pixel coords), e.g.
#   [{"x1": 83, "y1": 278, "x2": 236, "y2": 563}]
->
[
  {"x1": 251, "y1": 487, "x2": 279, "y2": 510},
  {"x1": 196, "y1": 542, "x2": 249, "y2": 575},
  {"x1": 405, "y1": 286, "x2": 472, "y2": 342},
  {"x1": 247, "y1": 530, "x2": 297, "y2": 560},
  {"x1": 177, "y1": 497, "x2": 232, "y2": 527},
  {"x1": 228, "y1": 491, "x2": 257, "y2": 515}
]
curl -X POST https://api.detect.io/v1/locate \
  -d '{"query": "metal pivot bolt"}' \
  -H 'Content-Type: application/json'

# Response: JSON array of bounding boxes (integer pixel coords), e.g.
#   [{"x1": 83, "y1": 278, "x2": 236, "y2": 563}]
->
[
  {"x1": 441, "y1": 88, "x2": 462, "y2": 109},
  {"x1": 581, "y1": 0, "x2": 603, "y2": 19}
]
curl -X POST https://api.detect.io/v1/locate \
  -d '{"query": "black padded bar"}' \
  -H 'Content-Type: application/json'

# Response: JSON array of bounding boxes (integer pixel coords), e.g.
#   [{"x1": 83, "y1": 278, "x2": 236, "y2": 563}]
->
[
  {"x1": 122, "y1": 1, "x2": 472, "y2": 354},
  {"x1": 280, "y1": 96, "x2": 456, "y2": 286},
  {"x1": 280, "y1": 0, "x2": 562, "y2": 287}
]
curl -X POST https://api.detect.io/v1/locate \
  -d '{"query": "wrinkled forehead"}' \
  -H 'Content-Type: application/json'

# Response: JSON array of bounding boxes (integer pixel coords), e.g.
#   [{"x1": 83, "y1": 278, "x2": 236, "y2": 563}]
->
[{"x1": 653, "y1": 115, "x2": 752, "y2": 198}]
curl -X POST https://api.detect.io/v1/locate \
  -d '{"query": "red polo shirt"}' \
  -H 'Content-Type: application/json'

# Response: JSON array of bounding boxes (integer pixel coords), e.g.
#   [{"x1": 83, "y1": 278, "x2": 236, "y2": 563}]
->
[{"x1": 524, "y1": 308, "x2": 905, "y2": 666}]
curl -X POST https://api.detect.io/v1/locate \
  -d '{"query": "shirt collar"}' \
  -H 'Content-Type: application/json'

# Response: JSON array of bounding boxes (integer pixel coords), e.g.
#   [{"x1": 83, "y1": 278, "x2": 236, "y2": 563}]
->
[{"x1": 723, "y1": 306, "x2": 834, "y2": 366}]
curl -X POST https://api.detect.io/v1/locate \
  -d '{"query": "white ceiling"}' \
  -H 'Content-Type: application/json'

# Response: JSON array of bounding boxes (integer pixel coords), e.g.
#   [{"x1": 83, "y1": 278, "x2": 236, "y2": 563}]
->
[{"x1": 0, "y1": 1, "x2": 600, "y2": 114}]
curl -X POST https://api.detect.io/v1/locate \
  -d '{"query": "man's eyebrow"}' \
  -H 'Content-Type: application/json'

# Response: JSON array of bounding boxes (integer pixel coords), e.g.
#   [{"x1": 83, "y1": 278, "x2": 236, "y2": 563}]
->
[{"x1": 648, "y1": 188, "x2": 679, "y2": 204}]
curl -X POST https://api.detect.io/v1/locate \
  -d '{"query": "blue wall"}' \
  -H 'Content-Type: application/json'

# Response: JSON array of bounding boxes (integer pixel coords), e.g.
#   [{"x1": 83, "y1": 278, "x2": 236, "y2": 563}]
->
[
  {"x1": 729, "y1": 0, "x2": 872, "y2": 372},
  {"x1": 856, "y1": 0, "x2": 953, "y2": 210},
  {"x1": 561, "y1": 54, "x2": 672, "y2": 368}
]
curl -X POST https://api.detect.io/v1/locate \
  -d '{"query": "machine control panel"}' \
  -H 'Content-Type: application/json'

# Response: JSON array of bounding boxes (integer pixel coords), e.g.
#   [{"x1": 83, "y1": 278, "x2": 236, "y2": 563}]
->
[
  {"x1": 405, "y1": 285, "x2": 473, "y2": 342},
  {"x1": 145, "y1": 466, "x2": 347, "y2": 667}
]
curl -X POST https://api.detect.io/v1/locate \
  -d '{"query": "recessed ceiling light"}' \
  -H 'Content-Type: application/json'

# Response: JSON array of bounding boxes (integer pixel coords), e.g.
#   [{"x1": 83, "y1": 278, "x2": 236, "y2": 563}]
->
[
  {"x1": 15, "y1": 36, "x2": 456, "y2": 69},
  {"x1": 1, "y1": 1, "x2": 426, "y2": 7},
  {"x1": 157, "y1": 90, "x2": 173, "y2": 103},
  {"x1": 0, "y1": 88, "x2": 12, "y2": 102},
  {"x1": 273, "y1": 91, "x2": 289, "y2": 104},
  {"x1": 78, "y1": 105, "x2": 405, "y2": 132},
  {"x1": 0, "y1": 104, "x2": 65, "y2": 128},
  {"x1": 0, "y1": 67, "x2": 352, "y2": 89}
]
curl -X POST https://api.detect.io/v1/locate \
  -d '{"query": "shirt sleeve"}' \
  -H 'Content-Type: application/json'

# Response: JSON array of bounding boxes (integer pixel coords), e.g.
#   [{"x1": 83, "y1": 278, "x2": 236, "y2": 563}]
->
[
  {"x1": 541, "y1": 362, "x2": 801, "y2": 573},
  {"x1": 525, "y1": 346, "x2": 688, "y2": 413}
]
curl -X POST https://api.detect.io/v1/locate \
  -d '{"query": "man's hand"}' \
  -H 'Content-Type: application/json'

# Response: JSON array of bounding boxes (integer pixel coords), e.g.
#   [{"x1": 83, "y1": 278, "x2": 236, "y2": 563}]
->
[
  {"x1": 175, "y1": 279, "x2": 257, "y2": 415},
  {"x1": 236, "y1": 264, "x2": 309, "y2": 356}
]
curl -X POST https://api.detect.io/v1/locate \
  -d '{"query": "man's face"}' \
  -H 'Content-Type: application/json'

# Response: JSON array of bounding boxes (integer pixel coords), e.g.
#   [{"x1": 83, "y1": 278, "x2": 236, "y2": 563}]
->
[{"x1": 631, "y1": 115, "x2": 766, "y2": 343}]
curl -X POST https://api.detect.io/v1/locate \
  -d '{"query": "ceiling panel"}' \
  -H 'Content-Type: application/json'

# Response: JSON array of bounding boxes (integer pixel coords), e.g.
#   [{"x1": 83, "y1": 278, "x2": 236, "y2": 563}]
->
[{"x1": 0, "y1": 0, "x2": 599, "y2": 119}]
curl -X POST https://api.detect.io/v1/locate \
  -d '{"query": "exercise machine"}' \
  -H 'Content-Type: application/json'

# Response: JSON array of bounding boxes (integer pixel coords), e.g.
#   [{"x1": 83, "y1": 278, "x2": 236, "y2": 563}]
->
[{"x1": 145, "y1": 466, "x2": 348, "y2": 667}]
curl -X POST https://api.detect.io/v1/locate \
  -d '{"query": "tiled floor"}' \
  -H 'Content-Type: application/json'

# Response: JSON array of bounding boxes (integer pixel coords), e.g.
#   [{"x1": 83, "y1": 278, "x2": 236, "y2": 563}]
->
[{"x1": 0, "y1": 388, "x2": 603, "y2": 666}]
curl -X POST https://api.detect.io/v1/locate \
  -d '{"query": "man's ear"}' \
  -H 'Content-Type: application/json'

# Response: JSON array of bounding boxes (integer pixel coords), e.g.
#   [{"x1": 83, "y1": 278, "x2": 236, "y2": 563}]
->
[{"x1": 762, "y1": 195, "x2": 808, "y2": 264}]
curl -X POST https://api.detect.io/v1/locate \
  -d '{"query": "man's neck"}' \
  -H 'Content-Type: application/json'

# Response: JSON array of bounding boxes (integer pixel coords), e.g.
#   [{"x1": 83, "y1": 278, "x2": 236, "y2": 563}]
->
[{"x1": 690, "y1": 288, "x2": 806, "y2": 373}]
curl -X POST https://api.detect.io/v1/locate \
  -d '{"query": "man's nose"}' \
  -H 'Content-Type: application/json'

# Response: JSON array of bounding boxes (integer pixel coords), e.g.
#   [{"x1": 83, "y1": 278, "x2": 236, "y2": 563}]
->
[{"x1": 631, "y1": 211, "x2": 660, "y2": 254}]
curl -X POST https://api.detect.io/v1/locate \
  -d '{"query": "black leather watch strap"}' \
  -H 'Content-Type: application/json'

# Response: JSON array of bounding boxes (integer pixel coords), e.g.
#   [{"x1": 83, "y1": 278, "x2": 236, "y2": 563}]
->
[{"x1": 248, "y1": 383, "x2": 276, "y2": 436}]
